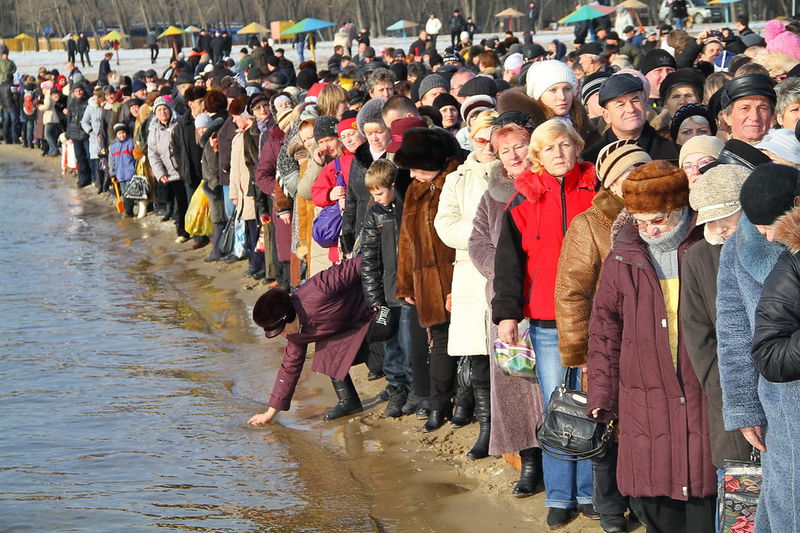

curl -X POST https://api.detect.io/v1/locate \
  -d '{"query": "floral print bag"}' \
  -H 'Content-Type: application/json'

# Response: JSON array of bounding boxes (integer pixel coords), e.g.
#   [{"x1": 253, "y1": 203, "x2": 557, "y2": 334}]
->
[{"x1": 719, "y1": 448, "x2": 762, "y2": 533}]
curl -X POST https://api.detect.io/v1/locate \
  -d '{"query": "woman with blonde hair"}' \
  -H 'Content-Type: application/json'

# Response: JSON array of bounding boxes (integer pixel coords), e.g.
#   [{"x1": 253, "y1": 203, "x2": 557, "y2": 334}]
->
[
  {"x1": 316, "y1": 84, "x2": 349, "y2": 119},
  {"x1": 493, "y1": 118, "x2": 597, "y2": 529}
]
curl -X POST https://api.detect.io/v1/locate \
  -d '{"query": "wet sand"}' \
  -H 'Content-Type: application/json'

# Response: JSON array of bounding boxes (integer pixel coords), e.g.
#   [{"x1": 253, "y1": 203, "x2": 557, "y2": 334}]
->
[{"x1": 5, "y1": 143, "x2": 637, "y2": 532}]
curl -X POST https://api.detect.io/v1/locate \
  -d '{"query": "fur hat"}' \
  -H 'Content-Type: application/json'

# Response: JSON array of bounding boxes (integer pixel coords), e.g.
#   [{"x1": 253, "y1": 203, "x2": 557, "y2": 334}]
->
[
  {"x1": 622, "y1": 160, "x2": 689, "y2": 214},
  {"x1": 394, "y1": 127, "x2": 461, "y2": 171},
  {"x1": 741, "y1": 163, "x2": 800, "y2": 225},
  {"x1": 184, "y1": 85, "x2": 207, "y2": 102},
  {"x1": 356, "y1": 96, "x2": 387, "y2": 134},
  {"x1": 596, "y1": 140, "x2": 651, "y2": 189},
  {"x1": 314, "y1": 115, "x2": 339, "y2": 141},
  {"x1": 204, "y1": 90, "x2": 228, "y2": 114},
  {"x1": 252, "y1": 288, "x2": 296, "y2": 338},
  {"x1": 525, "y1": 60, "x2": 577, "y2": 100}
]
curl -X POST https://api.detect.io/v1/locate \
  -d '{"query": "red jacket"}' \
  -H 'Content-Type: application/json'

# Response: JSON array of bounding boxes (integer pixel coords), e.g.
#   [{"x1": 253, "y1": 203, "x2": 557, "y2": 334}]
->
[
  {"x1": 269, "y1": 258, "x2": 372, "y2": 411},
  {"x1": 587, "y1": 217, "x2": 717, "y2": 500},
  {"x1": 311, "y1": 150, "x2": 355, "y2": 207},
  {"x1": 492, "y1": 161, "x2": 596, "y2": 323}
]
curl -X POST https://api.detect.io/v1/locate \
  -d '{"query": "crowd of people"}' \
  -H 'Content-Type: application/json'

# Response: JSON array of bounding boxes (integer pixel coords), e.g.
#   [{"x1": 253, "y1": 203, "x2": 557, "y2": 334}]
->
[{"x1": 3, "y1": 12, "x2": 800, "y2": 533}]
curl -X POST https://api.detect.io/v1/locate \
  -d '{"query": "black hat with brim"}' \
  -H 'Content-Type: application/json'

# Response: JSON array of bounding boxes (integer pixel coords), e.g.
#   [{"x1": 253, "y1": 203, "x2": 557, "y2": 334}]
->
[
  {"x1": 719, "y1": 73, "x2": 776, "y2": 110},
  {"x1": 598, "y1": 74, "x2": 644, "y2": 107}
]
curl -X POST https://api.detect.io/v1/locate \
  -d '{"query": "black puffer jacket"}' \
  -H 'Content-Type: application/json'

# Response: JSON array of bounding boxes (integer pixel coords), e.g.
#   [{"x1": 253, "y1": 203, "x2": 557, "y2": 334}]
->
[
  {"x1": 342, "y1": 142, "x2": 384, "y2": 254},
  {"x1": 360, "y1": 194, "x2": 404, "y2": 308},
  {"x1": 752, "y1": 206, "x2": 800, "y2": 382}
]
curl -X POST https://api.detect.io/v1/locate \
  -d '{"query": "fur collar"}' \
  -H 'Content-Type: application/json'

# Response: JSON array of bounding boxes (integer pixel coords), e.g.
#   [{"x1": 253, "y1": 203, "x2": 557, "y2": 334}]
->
[
  {"x1": 354, "y1": 141, "x2": 374, "y2": 166},
  {"x1": 487, "y1": 163, "x2": 517, "y2": 204},
  {"x1": 735, "y1": 214, "x2": 785, "y2": 284},
  {"x1": 775, "y1": 205, "x2": 800, "y2": 254},
  {"x1": 514, "y1": 161, "x2": 596, "y2": 202}
]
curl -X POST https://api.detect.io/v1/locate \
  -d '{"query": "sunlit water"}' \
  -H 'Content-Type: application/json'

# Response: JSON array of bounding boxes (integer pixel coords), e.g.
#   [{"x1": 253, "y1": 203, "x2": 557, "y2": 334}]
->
[{"x1": 0, "y1": 160, "x2": 377, "y2": 532}]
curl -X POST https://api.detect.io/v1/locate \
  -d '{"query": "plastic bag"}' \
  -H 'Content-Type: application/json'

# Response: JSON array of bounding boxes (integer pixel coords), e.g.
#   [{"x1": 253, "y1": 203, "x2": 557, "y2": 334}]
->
[
  {"x1": 493, "y1": 319, "x2": 536, "y2": 378},
  {"x1": 185, "y1": 183, "x2": 213, "y2": 236},
  {"x1": 233, "y1": 214, "x2": 247, "y2": 258}
]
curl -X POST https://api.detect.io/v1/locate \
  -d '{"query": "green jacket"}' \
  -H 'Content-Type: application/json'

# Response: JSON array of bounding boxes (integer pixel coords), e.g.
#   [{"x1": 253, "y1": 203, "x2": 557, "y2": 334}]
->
[{"x1": 0, "y1": 58, "x2": 16, "y2": 84}]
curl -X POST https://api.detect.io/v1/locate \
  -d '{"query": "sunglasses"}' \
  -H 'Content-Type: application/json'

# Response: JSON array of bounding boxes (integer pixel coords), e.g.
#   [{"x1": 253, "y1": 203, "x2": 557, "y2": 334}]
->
[{"x1": 632, "y1": 211, "x2": 676, "y2": 230}]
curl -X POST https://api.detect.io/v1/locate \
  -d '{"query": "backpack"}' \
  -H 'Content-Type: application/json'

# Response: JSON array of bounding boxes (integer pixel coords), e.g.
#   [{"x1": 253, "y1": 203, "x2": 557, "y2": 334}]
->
[{"x1": 22, "y1": 90, "x2": 36, "y2": 118}]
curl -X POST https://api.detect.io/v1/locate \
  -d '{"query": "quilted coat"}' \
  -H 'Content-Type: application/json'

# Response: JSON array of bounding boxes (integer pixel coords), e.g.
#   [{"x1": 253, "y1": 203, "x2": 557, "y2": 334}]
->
[{"x1": 587, "y1": 216, "x2": 717, "y2": 500}]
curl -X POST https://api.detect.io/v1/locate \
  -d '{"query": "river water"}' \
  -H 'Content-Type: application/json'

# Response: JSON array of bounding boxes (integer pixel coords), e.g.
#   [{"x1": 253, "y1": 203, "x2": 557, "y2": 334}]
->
[{"x1": 0, "y1": 157, "x2": 508, "y2": 533}]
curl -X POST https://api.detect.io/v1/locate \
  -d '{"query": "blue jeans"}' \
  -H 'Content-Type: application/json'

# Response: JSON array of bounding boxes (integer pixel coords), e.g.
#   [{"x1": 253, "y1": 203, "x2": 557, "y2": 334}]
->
[
  {"x1": 2, "y1": 108, "x2": 18, "y2": 143},
  {"x1": 675, "y1": 17, "x2": 686, "y2": 30},
  {"x1": 23, "y1": 120, "x2": 34, "y2": 147},
  {"x1": 531, "y1": 325, "x2": 593, "y2": 509},
  {"x1": 295, "y1": 41, "x2": 305, "y2": 63},
  {"x1": 44, "y1": 124, "x2": 60, "y2": 155},
  {"x1": 383, "y1": 305, "x2": 413, "y2": 388}
]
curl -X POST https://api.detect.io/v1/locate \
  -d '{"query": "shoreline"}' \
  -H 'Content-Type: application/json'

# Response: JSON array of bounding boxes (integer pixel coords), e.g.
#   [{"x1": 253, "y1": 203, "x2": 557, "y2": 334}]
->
[{"x1": 8, "y1": 142, "x2": 629, "y2": 532}]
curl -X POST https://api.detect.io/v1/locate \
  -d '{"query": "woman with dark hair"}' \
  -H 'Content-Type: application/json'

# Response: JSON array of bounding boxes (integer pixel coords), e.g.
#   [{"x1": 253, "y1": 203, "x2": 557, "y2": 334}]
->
[{"x1": 394, "y1": 127, "x2": 465, "y2": 432}]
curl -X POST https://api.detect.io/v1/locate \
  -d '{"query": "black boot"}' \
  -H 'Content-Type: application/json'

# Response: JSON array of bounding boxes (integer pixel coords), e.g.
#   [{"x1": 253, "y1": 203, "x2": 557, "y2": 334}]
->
[
  {"x1": 323, "y1": 375, "x2": 363, "y2": 420},
  {"x1": 512, "y1": 447, "x2": 543, "y2": 497},
  {"x1": 466, "y1": 387, "x2": 491, "y2": 460},
  {"x1": 380, "y1": 385, "x2": 409, "y2": 418},
  {"x1": 422, "y1": 404, "x2": 451, "y2": 432},
  {"x1": 450, "y1": 383, "x2": 474, "y2": 428}
]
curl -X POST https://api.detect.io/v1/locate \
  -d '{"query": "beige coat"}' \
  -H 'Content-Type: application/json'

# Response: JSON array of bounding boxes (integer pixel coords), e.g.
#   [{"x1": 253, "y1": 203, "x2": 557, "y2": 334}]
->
[
  {"x1": 229, "y1": 131, "x2": 257, "y2": 221},
  {"x1": 434, "y1": 155, "x2": 499, "y2": 355}
]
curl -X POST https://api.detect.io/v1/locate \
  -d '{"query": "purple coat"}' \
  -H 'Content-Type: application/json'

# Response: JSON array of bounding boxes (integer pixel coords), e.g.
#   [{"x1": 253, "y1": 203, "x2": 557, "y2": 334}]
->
[
  {"x1": 255, "y1": 125, "x2": 292, "y2": 263},
  {"x1": 587, "y1": 217, "x2": 717, "y2": 500},
  {"x1": 268, "y1": 258, "x2": 372, "y2": 411},
  {"x1": 468, "y1": 165, "x2": 544, "y2": 455}
]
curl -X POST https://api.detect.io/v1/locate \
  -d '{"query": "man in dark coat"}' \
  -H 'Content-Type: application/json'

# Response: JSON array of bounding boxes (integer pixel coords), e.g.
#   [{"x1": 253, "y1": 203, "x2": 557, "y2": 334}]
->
[
  {"x1": 222, "y1": 30, "x2": 232, "y2": 57},
  {"x1": 528, "y1": 1, "x2": 540, "y2": 34},
  {"x1": 247, "y1": 258, "x2": 375, "y2": 425},
  {"x1": 77, "y1": 33, "x2": 91, "y2": 67},
  {"x1": 197, "y1": 29, "x2": 212, "y2": 54},
  {"x1": 448, "y1": 9, "x2": 467, "y2": 47},
  {"x1": 582, "y1": 73, "x2": 679, "y2": 164},
  {"x1": 210, "y1": 32, "x2": 225, "y2": 64},
  {"x1": 146, "y1": 30, "x2": 159, "y2": 64},
  {"x1": 66, "y1": 85, "x2": 91, "y2": 187},
  {"x1": 97, "y1": 52, "x2": 113, "y2": 86},
  {"x1": 66, "y1": 35, "x2": 77, "y2": 63}
]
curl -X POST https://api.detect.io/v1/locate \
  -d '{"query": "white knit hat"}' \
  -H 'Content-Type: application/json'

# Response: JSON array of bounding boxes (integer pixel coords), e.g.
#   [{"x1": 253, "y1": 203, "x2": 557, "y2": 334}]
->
[
  {"x1": 504, "y1": 53, "x2": 524, "y2": 76},
  {"x1": 525, "y1": 60, "x2": 577, "y2": 100}
]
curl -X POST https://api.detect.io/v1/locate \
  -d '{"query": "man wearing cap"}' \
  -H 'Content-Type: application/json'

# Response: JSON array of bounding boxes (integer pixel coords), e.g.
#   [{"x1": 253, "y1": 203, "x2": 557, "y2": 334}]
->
[
  {"x1": 449, "y1": 69, "x2": 476, "y2": 104},
  {"x1": 577, "y1": 42, "x2": 606, "y2": 76},
  {"x1": 720, "y1": 73, "x2": 776, "y2": 144},
  {"x1": 418, "y1": 73, "x2": 450, "y2": 107},
  {"x1": 583, "y1": 73, "x2": 680, "y2": 164},
  {"x1": 640, "y1": 49, "x2": 677, "y2": 108},
  {"x1": 247, "y1": 258, "x2": 378, "y2": 425},
  {"x1": 606, "y1": 31, "x2": 642, "y2": 69}
]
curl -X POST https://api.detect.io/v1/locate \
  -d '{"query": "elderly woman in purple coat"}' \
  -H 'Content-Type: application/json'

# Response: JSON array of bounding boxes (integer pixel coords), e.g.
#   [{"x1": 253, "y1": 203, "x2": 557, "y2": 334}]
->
[{"x1": 247, "y1": 258, "x2": 374, "y2": 425}]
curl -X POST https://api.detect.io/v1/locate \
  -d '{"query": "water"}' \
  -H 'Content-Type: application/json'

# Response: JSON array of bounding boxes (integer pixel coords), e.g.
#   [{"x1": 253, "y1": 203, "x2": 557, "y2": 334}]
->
[{"x1": 0, "y1": 160, "x2": 376, "y2": 532}]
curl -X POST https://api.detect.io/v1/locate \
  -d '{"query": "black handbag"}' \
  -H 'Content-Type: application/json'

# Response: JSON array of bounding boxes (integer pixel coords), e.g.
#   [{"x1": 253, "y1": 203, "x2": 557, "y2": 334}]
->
[
  {"x1": 217, "y1": 207, "x2": 239, "y2": 257},
  {"x1": 536, "y1": 367, "x2": 614, "y2": 461}
]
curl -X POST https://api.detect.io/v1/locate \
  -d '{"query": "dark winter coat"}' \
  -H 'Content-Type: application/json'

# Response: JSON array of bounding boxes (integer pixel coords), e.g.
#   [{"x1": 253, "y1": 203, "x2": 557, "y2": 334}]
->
[
  {"x1": 587, "y1": 216, "x2": 717, "y2": 500},
  {"x1": 448, "y1": 13, "x2": 467, "y2": 33},
  {"x1": 751, "y1": 206, "x2": 800, "y2": 533},
  {"x1": 680, "y1": 239, "x2": 752, "y2": 468},
  {"x1": 396, "y1": 158, "x2": 461, "y2": 327},
  {"x1": 66, "y1": 94, "x2": 89, "y2": 142},
  {"x1": 268, "y1": 258, "x2": 373, "y2": 411},
  {"x1": 171, "y1": 111, "x2": 203, "y2": 189},
  {"x1": 254, "y1": 125, "x2": 293, "y2": 263},
  {"x1": 361, "y1": 195, "x2": 404, "y2": 308},
  {"x1": 77, "y1": 36, "x2": 90, "y2": 53},
  {"x1": 492, "y1": 162, "x2": 596, "y2": 324},
  {"x1": 341, "y1": 142, "x2": 383, "y2": 254},
  {"x1": 217, "y1": 116, "x2": 238, "y2": 186},
  {"x1": 98, "y1": 59, "x2": 111, "y2": 86},
  {"x1": 582, "y1": 122, "x2": 679, "y2": 165}
]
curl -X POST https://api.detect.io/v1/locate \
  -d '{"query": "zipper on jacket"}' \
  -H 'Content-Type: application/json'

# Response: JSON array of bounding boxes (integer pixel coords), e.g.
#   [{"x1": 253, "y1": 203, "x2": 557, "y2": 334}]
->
[{"x1": 560, "y1": 180, "x2": 567, "y2": 235}]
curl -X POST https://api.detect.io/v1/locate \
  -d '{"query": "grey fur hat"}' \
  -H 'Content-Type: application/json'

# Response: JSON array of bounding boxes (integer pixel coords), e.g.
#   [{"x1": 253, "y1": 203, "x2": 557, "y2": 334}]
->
[{"x1": 356, "y1": 97, "x2": 387, "y2": 134}]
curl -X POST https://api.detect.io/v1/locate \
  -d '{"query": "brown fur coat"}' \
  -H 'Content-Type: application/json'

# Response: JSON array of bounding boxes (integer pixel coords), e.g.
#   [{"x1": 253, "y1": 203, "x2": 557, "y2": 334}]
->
[{"x1": 396, "y1": 158, "x2": 461, "y2": 327}]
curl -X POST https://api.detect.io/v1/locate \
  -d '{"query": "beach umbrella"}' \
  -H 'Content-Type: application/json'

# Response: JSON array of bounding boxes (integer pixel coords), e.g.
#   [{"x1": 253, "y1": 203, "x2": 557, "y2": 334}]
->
[
  {"x1": 281, "y1": 18, "x2": 336, "y2": 35},
  {"x1": 184, "y1": 25, "x2": 201, "y2": 33},
  {"x1": 13, "y1": 33, "x2": 34, "y2": 51},
  {"x1": 386, "y1": 19, "x2": 419, "y2": 38},
  {"x1": 238, "y1": 22, "x2": 270, "y2": 34},
  {"x1": 158, "y1": 25, "x2": 185, "y2": 38},
  {"x1": 495, "y1": 7, "x2": 526, "y2": 31},
  {"x1": 100, "y1": 30, "x2": 123, "y2": 41},
  {"x1": 559, "y1": 4, "x2": 617, "y2": 24},
  {"x1": 616, "y1": 0, "x2": 648, "y2": 29}
]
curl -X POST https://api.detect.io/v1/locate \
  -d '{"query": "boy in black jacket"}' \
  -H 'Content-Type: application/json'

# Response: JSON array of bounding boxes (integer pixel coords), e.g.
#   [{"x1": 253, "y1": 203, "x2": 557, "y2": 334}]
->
[{"x1": 360, "y1": 159, "x2": 416, "y2": 418}]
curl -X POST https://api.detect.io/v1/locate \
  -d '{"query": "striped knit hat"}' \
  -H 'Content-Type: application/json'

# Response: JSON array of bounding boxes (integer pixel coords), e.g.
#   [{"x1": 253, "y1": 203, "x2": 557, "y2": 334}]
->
[{"x1": 596, "y1": 139, "x2": 652, "y2": 189}]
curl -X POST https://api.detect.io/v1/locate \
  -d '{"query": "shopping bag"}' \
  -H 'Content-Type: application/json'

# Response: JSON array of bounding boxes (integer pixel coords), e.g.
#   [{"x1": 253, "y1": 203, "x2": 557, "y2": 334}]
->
[
  {"x1": 233, "y1": 215, "x2": 247, "y2": 258},
  {"x1": 492, "y1": 320, "x2": 536, "y2": 378},
  {"x1": 719, "y1": 449, "x2": 762, "y2": 533},
  {"x1": 185, "y1": 184, "x2": 213, "y2": 236},
  {"x1": 218, "y1": 209, "x2": 237, "y2": 257},
  {"x1": 311, "y1": 158, "x2": 345, "y2": 248},
  {"x1": 123, "y1": 175, "x2": 150, "y2": 200}
]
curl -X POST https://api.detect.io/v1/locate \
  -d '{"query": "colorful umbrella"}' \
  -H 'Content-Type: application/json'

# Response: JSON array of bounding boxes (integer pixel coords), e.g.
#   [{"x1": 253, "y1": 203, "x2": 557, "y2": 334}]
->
[
  {"x1": 617, "y1": 0, "x2": 648, "y2": 8},
  {"x1": 14, "y1": 33, "x2": 33, "y2": 40},
  {"x1": 386, "y1": 20, "x2": 419, "y2": 31},
  {"x1": 238, "y1": 22, "x2": 270, "y2": 34},
  {"x1": 158, "y1": 25, "x2": 185, "y2": 38},
  {"x1": 559, "y1": 4, "x2": 617, "y2": 24},
  {"x1": 281, "y1": 18, "x2": 336, "y2": 35},
  {"x1": 100, "y1": 30, "x2": 123, "y2": 41},
  {"x1": 183, "y1": 25, "x2": 201, "y2": 33}
]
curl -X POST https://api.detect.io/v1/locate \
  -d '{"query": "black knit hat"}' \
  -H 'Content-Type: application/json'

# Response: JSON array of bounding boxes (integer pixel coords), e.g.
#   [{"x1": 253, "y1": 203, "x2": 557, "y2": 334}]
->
[
  {"x1": 659, "y1": 68, "x2": 704, "y2": 102},
  {"x1": 670, "y1": 103, "x2": 716, "y2": 142},
  {"x1": 314, "y1": 115, "x2": 339, "y2": 141},
  {"x1": 394, "y1": 127, "x2": 462, "y2": 171},
  {"x1": 741, "y1": 163, "x2": 800, "y2": 225},
  {"x1": 432, "y1": 92, "x2": 459, "y2": 111},
  {"x1": 640, "y1": 49, "x2": 677, "y2": 75}
]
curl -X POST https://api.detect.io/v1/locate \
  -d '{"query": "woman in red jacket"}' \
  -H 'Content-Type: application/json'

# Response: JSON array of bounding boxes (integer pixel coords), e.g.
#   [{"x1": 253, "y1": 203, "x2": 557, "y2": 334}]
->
[{"x1": 492, "y1": 118, "x2": 597, "y2": 530}]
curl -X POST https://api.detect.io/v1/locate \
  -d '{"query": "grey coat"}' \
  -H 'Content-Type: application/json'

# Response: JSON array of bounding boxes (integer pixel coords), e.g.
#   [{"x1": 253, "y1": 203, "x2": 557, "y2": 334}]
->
[
  {"x1": 80, "y1": 98, "x2": 103, "y2": 159},
  {"x1": 468, "y1": 164, "x2": 544, "y2": 455},
  {"x1": 147, "y1": 116, "x2": 180, "y2": 182},
  {"x1": 716, "y1": 214, "x2": 783, "y2": 432}
]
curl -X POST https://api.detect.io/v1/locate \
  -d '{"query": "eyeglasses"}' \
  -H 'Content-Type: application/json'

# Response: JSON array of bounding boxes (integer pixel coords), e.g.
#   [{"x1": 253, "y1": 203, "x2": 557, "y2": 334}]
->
[
  {"x1": 632, "y1": 211, "x2": 676, "y2": 229},
  {"x1": 473, "y1": 137, "x2": 492, "y2": 147},
  {"x1": 682, "y1": 157, "x2": 716, "y2": 173}
]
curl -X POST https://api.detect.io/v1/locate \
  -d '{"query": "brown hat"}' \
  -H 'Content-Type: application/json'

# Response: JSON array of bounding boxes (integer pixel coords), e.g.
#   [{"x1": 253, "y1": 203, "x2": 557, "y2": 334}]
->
[{"x1": 622, "y1": 160, "x2": 689, "y2": 214}]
